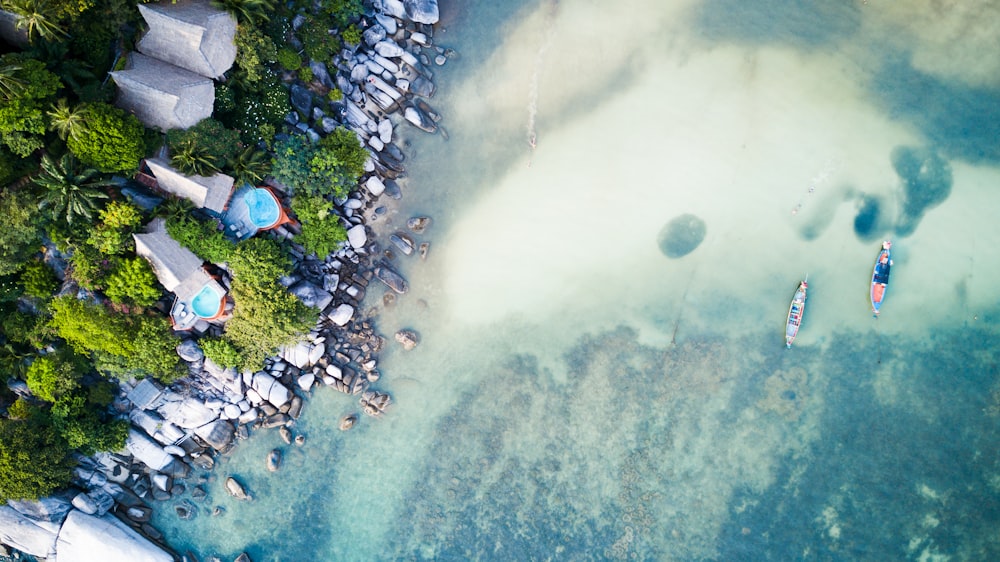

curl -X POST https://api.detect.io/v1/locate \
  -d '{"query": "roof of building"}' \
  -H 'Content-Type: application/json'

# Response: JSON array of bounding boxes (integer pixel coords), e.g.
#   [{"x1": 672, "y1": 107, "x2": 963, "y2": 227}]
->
[
  {"x1": 0, "y1": 9, "x2": 29, "y2": 47},
  {"x1": 110, "y1": 52, "x2": 214, "y2": 131},
  {"x1": 145, "y1": 157, "x2": 234, "y2": 214},
  {"x1": 126, "y1": 379, "x2": 165, "y2": 410},
  {"x1": 133, "y1": 217, "x2": 211, "y2": 294},
  {"x1": 136, "y1": 0, "x2": 236, "y2": 79}
]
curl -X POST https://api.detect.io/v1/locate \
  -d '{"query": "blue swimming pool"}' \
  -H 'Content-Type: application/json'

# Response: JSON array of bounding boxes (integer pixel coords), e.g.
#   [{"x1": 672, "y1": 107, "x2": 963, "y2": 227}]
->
[
  {"x1": 244, "y1": 188, "x2": 280, "y2": 229},
  {"x1": 191, "y1": 284, "x2": 223, "y2": 318}
]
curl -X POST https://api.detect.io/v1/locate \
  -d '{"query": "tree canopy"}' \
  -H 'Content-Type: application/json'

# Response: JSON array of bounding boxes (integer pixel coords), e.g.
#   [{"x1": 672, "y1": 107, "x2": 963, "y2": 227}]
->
[
  {"x1": 67, "y1": 102, "x2": 145, "y2": 173},
  {"x1": 0, "y1": 418, "x2": 75, "y2": 502}
]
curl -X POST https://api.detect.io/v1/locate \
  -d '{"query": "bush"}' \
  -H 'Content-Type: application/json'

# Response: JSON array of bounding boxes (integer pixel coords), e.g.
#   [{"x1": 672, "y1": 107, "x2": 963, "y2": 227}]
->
[
  {"x1": 166, "y1": 118, "x2": 241, "y2": 168},
  {"x1": 291, "y1": 195, "x2": 347, "y2": 257},
  {"x1": 298, "y1": 66, "x2": 314, "y2": 83},
  {"x1": 0, "y1": 419, "x2": 75, "y2": 502},
  {"x1": 200, "y1": 337, "x2": 241, "y2": 368},
  {"x1": 341, "y1": 24, "x2": 361, "y2": 46},
  {"x1": 276, "y1": 47, "x2": 302, "y2": 71},
  {"x1": 234, "y1": 25, "x2": 277, "y2": 86},
  {"x1": 103, "y1": 257, "x2": 162, "y2": 307},
  {"x1": 67, "y1": 102, "x2": 145, "y2": 173},
  {"x1": 0, "y1": 189, "x2": 42, "y2": 277},
  {"x1": 166, "y1": 216, "x2": 235, "y2": 263},
  {"x1": 270, "y1": 132, "x2": 363, "y2": 199},
  {"x1": 20, "y1": 260, "x2": 59, "y2": 299},
  {"x1": 25, "y1": 355, "x2": 80, "y2": 403},
  {"x1": 299, "y1": 19, "x2": 335, "y2": 62},
  {"x1": 67, "y1": 245, "x2": 111, "y2": 289},
  {"x1": 229, "y1": 237, "x2": 290, "y2": 285}
]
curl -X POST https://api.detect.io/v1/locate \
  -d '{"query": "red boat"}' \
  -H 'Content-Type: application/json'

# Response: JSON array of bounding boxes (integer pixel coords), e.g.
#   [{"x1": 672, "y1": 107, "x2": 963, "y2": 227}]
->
[{"x1": 871, "y1": 241, "x2": 892, "y2": 316}]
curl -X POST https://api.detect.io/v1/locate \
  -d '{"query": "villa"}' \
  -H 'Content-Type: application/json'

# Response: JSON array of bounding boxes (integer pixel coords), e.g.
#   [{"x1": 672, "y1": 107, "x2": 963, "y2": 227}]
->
[{"x1": 133, "y1": 218, "x2": 230, "y2": 331}]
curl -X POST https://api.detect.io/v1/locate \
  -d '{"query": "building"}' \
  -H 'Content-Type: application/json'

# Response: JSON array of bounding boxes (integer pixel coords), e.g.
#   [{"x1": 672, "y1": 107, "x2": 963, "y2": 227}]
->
[
  {"x1": 137, "y1": 0, "x2": 237, "y2": 80},
  {"x1": 133, "y1": 218, "x2": 230, "y2": 330},
  {"x1": 111, "y1": 53, "x2": 215, "y2": 131},
  {"x1": 142, "y1": 157, "x2": 235, "y2": 215}
]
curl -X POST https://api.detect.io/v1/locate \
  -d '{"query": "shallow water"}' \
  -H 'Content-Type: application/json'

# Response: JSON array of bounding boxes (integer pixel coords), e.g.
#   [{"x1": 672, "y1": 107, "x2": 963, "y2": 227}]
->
[{"x1": 155, "y1": 0, "x2": 1000, "y2": 559}]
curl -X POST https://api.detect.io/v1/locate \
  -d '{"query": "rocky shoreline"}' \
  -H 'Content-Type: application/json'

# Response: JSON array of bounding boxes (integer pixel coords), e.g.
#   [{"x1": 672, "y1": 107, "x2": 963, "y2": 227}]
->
[{"x1": 1, "y1": 1, "x2": 445, "y2": 560}]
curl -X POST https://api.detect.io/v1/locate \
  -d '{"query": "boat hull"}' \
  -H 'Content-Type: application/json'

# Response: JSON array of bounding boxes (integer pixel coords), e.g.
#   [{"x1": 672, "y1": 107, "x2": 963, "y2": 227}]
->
[
  {"x1": 785, "y1": 281, "x2": 807, "y2": 347},
  {"x1": 871, "y1": 245, "x2": 891, "y2": 315}
]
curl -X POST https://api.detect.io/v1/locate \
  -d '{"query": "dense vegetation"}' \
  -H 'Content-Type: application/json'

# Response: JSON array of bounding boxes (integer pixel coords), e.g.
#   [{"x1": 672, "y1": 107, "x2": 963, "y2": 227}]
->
[{"x1": 0, "y1": 0, "x2": 365, "y2": 501}]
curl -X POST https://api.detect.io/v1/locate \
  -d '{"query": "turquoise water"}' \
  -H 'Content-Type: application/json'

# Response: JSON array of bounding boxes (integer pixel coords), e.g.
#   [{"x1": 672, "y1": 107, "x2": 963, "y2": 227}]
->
[
  {"x1": 244, "y1": 188, "x2": 280, "y2": 229},
  {"x1": 154, "y1": 0, "x2": 1000, "y2": 559},
  {"x1": 190, "y1": 284, "x2": 223, "y2": 318}
]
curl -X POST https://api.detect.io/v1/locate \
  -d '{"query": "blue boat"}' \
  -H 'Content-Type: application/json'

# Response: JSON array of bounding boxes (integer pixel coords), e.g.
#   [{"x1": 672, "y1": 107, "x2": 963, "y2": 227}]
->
[
  {"x1": 870, "y1": 241, "x2": 892, "y2": 316},
  {"x1": 785, "y1": 278, "x2": 808, "y2": 348}
]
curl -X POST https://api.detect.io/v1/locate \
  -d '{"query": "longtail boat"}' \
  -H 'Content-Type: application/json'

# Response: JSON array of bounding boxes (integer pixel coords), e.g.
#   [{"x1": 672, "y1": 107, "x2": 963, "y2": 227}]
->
[
  {"x1": 785, "y1": 278, "x2": 808, "y2": 348},
  {"x1": 871, "y1": 240, "x2": 892, "y2": 316}
]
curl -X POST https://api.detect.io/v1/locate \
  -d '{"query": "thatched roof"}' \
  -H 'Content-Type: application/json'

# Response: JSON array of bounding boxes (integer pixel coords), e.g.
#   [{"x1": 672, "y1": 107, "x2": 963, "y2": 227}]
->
[
  {"x1": 111, "y1": 52, "x2": 214, "y2": 131},
  {"x1": 145, "y1": 157, "x2": 234, "y2": 214},
  {"x1": 133, "y1": 217, "x2": 210, "y2": 294},
  {"x1": 137, "y1": 0, "x2": 236, "y2": 79}
]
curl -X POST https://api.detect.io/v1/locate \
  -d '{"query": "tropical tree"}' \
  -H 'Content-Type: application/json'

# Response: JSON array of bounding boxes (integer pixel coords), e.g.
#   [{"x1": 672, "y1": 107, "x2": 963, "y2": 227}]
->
[
  {"x1": 0, "y1": 189, "x2": 42, "y2": 276},
  {"x1": 47, "y1": 98, "x2": 88, "y2": 141},
  {"x1": 67, "y1": 102, "x2": 145, "y2": 174},
  {"x1": 0, "y1": 64, "x2": 25, "y2": 101},
  {"x1": 171, "y1": 140, "x2": 222, "y2": 177},
  {"x1": 227, "y1": 145, "x2": 271, "y2": 186},
  {"x1": 34, "y1": 153, "x2": 112, "y2": 225},
  {"x1": 103, "y1": 257, "x2": 161, "y2": 307},
  {"x1": 0, "y1": 418, "x2": 75, "y2": 502},
  {"x1": 4, "y1": 0, "x2": 69, "y2": 43},
  {"x1": 211, "y1": 0, "x2": 276, "y2": 25},
  {"x1": 0, "y1": 54, "x2": 61, "y2": 157}
]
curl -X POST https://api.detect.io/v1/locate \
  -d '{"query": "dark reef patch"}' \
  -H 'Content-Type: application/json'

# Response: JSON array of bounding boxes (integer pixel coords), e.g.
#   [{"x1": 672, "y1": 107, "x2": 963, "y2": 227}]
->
[
  {"x1": 658, "y1": 214, "x2": 707, "y2": 259},
  {"x1": 891, "y1": 146, "x2": 953, "y2": 236},
  {"x1": 695, "y1": 0, "x2": 860, "y2": 47},
  {"x1": 853, "y1": 194, "x2": 882, "y2": 241}
]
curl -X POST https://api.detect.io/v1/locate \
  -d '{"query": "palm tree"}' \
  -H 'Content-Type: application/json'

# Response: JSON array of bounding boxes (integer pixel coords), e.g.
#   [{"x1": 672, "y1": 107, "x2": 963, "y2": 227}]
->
[
  {"x1": 171, "y1": 140, "x2": 222, "y2": 177},
  {"x1": 157, "y1": 195, "x2": 196, "y2": 222},
  {"x1": 211, "y1": 0, "x2": 275, "y2": 25},
  {"x1": 34, "y1": 154, "x2": 112, "y2": 226},
  {"x1": 227, "y1": 146, "x2": 272, "y2": 186},
  {"x1": 5, "y1": 0, "x2": 68, "y2": 43},
  {"x1": 0, "y1": 64, "x2": 26, "y2": 101},
  {"x1": 47, "y1": 99, "x2": 88, "y2": 141}
]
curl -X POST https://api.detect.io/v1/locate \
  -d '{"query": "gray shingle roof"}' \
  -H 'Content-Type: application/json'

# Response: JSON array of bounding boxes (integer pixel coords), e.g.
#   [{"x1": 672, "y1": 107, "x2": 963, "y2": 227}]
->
[
  {"x1": 137, "y1": 0, "x2": 237, "y2": 79},
  {"x1": 111, "y1": 53, "x2": 214, "y2": 131},
  {"x1": 145, "y1": 157, "x2": 234, "y2": 214},
  {"x1": 133, "y1": 217, "x2": 210, "y2": 293}
]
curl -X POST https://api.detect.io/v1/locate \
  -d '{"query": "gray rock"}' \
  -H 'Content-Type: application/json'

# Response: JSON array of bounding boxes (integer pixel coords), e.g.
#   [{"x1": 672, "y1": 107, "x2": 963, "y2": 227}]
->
[
  {"x1": 407, "y1": 216, "x2": 431, "y2": 233},
  {"x1": 294, "y1": 434, "x2": 306, "y2": 446},
  {"x1": 374, "y1": 263, "x2": 409, "y2": 294},
  {"x1": 72, "y1": 493, "x2": 99, "y2": 515},
  {"x1": 194, "y1": 419, "x2": 236, "y2": 451},
  {"x1": 378, "y1": 119, "x2": 393, "y2": 144},
  {"x1": 368, "y1": 135, "x2": 385, "y2": 151},
  {"x1": 374, "y1": 39, "x2": 405, "y2": 58},
  {"x1": 328, "y1": 303, "x2": 355, "y2": 326},
  {"x1": 56, "y1": 511, "x2": 173, "y2": 562},
  {"x1": 362, "y1": 23, "x2": 387, "y2": 47},
  {"x1": 419, "y1": 242, "x2": 430, "y2": 260},
  {"x1": 339, "y1": 413, "x2": 359, "y2": 430},
  {"x1": 410, "y1": 31, "x2": 428, "y2": 46},
  {"x1": 309, "y1": 60, "x2": 335, "y2": 88},
  {"x1": 175, "y1": 499, "x2": 197, "y2": 520},
  {"x1": 395, "y1": 329, "x2": 420, "y2": 350},
  {"x1": 236, "y1": 553, "x2": 252, "y2": 562},
  {"x1": 384, "y1": 179, "x2": 402, "y2": 200},
  {"x1": 350, "y1": 62, "x2": 370, "y2": 83},
  {"x1": 290, "y1": 281, "x2": 334, "y2": 310},
  {"x1": 223, "y1": 403, "x2": 241, "y2": 419},
  {"x1": 410, "y1": 75, "x2": 436, "y2": 98},
  {"x1": 347, "y1": 224, "x2": 368, "y2": 249},
  {"x1": 404, "y1": 105, "x2": 437, "y2": 133},
  {"x1": 320, "y1": 116, "x2": 340, "y2": 134},
  {"x1": 376, "y1": 0, "x2": 406, "y2": 19},
  {"x1": 266, "y1": 449, "x2": 282, "y2": 472},
  {"x1": 279, "y1": 426, "x2": 293, "y2": 445},
  {"x1": 176, "y1": 339, "x2": 204, "y2": 362},
  {"x1": 404, "y1": 0, "x2": 439, "y2": 23},
  {"x1": 435, "y1": 54, "x2": 446, "y2": 66},
  {"x1": 290, "y1": 84, "x2": 312, "y2": 116},
  {"x1": 375, "y1": 13, "x2": 397, "y2": 34},
  {"x1": 390, "y1": 232, "x2": 414, "y2": 255},
  {"x1": 365, "y1": 175, "x2": 386, "y2": 197},
  {"x1": 225, "y1": 477, "x2": 251, "y2": 501},
  {"x1": 151, "y1": 473, "x2": 171, "y2": 492}
]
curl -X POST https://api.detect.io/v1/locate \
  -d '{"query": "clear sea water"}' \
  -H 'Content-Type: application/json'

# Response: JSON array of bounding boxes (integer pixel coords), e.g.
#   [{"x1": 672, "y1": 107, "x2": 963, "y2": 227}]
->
[{"x1": 154, "y1": 0, "x2": 1000, "y2": 559}]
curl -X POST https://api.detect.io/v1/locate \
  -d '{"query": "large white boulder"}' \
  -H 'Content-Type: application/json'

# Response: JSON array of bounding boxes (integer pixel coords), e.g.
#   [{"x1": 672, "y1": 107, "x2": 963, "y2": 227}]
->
[
  {"x1": 365, "y1": 176, "x2": 386, "y2": 197},
  {"x1": 125, "y1": 430, "x2": 176, "y2": 472},
  {"x1": 156, "y1": 393, "x2": 217, "y2": 429},
  {"x1": 328, "y1": 303, "x2": 355, "y2": 326},
  {"x1": 55, "y1": 510, "x2": 173, "y2": 562},
  {"x1": 0, "y1": 506, "x2": 58, "y2": 558},
  {"x1": 252, "y1": 373, "x2": 290, "y2": 408},
  {"x1": 404, "y1": 0, "x2": 439, "y2": 23},
  {"x1": 347, "y1": 224, "x2": 367, "y2": 249}
]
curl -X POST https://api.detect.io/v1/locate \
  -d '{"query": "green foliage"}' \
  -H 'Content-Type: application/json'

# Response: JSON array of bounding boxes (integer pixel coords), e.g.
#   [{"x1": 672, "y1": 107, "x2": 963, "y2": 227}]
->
[
  {"x1": 166, "y1": 118, "x2": 241, "y2": 169},
  {"x1": 25, "y1": 355, "x2": 80, "y2": 403},
  {"x1": 200, "y1": 336, "x2": 241, "y2": 368},
  {"x1": 103, "y1": 257, "x2": 161, "y2": 307},
  {"x1": 67, "y1": 102, "x2": 145, "y2": 173},
  {"x1": 6, "y1": 398, "x2": 36, "y2": 420},
  {"x1": 0, "y1": 146, "x2": 34, "y2": 186},
  {"x1": 19, "y1": 260, "x2": 58, "y2": 299},
  {"x1": 99, "y1": 200, "x2": 142, "y2": 229},
  {"x1": 227, "y1": 76, "x2": 288, "y2": 145},
  {"x1": 298, "y1": 65, "x2": 313, "y2": 83},
  {"x1": 270, "y1": 132, "x2": 364, "y2": 199},
  {"x1": 212, "y1": 0, "x2": 275, "y2": 26},
  {"x1": 1, "y1": 309, "x2": 51, "y2": 348},
  {"x1": 341, "y1": 24, "x2": 361, "y2": 46},
  {"x1": 299, "y1": 19, "x2": 335, "y2": 63},
  {"x1": 0, "y1": 54, "x2": 61, "y2": 157},
  {"x1": 226, "y1": 145, "x2": 271, "y2": 186},
  {"x1": 215, "y1": 82, "x2": 237, "y2": 113},
  {"x1": 276, "y1": 47, "x2": 302, "y2": 71},
  {"x1": 86, "y1": 224, "x2": 127, "y2": 255},
  {"x1": 291, "y1": 195, "x2": 347, "y2": 257},
  {"x1": 224, "y1": 238, "x2": 314, "y2": 369},
  {"x1": 327, "y1": 87, "x2": 343, "y2": 102},
  {"x1": 47, "y1": 98, "x2": 88, "y2": 141},
  {"x1": 0, "y1": 418, "x2": 75, "y2": 502},
  {"x1": 0, "y1": 189, "x2": 42, "y2": 277},
  {"x1": 35, "y1": 153, "x2": 113, "y2": 226},
  {"x1": 67, "y1": 245, "x2": 110, "y2": 289},
  {"x1": 233, "y1": 24, "x2": 277, "y2": 85},
  {"x1": 228, "y1": 237, "x2": 290, "y2": 284},
  {"x1": 48, "y1": 296, "x2": 181, "y2": 379},
  {"x1": 324, "y1": 0, "x2": 362, "y2": 29},
  {"x1": 49, "y1": 393, "x2": 128, "y2": 455},
  {"x1": 85, "y1": 201, "x2": 141, "y2": 255},
  {"x1": 170, "y1": 140, "x2": 222, "y2": 177},
  {"x1": 165, "y1": 216, "x2": 235, "y2": 264},
  {"x1": 4, "y1": 0, "x2": 69, "y2": 43}
]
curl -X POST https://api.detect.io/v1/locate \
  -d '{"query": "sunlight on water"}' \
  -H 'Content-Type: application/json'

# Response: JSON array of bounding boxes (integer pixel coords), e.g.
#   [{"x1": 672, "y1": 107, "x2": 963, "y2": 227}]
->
[{"x1": 155, "y1": 0, "x2": 1000, "y2": 559}]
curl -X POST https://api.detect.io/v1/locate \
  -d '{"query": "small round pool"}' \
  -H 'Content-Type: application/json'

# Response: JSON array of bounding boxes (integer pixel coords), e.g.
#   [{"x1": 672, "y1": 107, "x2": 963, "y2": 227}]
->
[
  {"x1": 191, "y1": 284, "x2": 224, "y2": 318},
  {"x1": 244, "y1": 188, "x2": 280, "y2": 229}
]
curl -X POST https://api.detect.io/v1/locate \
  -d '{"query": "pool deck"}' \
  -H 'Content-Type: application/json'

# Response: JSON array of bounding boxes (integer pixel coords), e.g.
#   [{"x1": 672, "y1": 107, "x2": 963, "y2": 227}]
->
[{"x1": 221, "y1": 185, "x2": 291, "y2": 241}]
